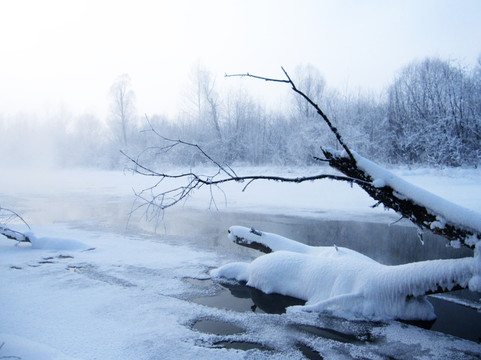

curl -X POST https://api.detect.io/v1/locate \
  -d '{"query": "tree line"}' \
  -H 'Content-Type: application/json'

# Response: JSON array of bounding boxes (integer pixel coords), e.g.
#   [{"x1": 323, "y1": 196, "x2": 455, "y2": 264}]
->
[
  {"x1": 1, "y1": 56, "x2": 480, "y2": 169},
  {"x1": 138, "y1": 57, "x2": 481, "y2": 168}
]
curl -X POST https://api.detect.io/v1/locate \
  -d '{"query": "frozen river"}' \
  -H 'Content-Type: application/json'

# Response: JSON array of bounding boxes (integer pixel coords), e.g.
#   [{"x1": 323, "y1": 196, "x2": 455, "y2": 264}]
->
[{"x1": 1, "y1": 168, "x2": 480, "y2": 359}]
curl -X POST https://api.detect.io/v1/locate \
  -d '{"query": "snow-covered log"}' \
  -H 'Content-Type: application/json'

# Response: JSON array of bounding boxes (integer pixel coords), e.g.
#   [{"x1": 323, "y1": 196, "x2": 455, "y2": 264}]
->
[
  {"x1": 0, "y1": 225, "x2": 30, "y2": 243},
  {"x1": 213, "y1": 226, "x2": 481, "y2": 320},
  {"x1": 0, "y1": 207, "x2": 31, "y2": 243},
  {"x1": 322, "y1": 148, "x2": 481, "y2": 249}
]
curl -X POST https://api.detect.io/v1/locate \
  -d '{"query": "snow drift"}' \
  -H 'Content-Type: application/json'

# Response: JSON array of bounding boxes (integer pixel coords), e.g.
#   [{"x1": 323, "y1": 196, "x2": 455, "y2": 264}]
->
[
  {"x1": 25, "y1": 232, "x2": 92, "y2": 251},
  {"x1": 212, "y1": 226, "x2": 481, "y2": 321}
]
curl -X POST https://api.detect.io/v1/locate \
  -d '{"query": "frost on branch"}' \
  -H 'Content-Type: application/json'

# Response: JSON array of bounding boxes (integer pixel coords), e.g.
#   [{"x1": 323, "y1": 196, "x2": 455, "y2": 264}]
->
[
  {"x1": 212, "y1": 226, "x2": 481, "y2": 321},
  {"x1": 322, "y1": 148, "x2": 481, "y2": 249}
]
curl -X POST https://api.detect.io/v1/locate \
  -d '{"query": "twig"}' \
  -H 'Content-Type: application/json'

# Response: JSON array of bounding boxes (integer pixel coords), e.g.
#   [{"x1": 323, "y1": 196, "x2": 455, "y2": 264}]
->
[
  {"x1": 225, "y1": 72, "x2": 290, "y2": 84},
  {"x1": 123, "y1": 148, "x2": 368, "y2": 210}
]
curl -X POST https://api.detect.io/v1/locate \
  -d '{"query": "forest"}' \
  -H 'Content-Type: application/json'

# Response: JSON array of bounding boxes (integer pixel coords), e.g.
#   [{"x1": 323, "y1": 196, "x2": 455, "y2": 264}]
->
[{"x1": 1, "y1": 55, "x2": 481, "y2": 169}]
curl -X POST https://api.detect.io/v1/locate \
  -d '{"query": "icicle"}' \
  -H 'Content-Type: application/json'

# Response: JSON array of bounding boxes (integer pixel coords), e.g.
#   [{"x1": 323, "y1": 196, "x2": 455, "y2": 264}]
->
[{"x1": 417, "y1": 228, "x2": 424, "y2": 245}]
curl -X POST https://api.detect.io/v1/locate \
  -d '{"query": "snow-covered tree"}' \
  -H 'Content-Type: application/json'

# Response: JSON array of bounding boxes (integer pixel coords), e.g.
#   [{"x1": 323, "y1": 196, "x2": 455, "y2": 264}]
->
[
  {"x1": 387, "y1": 58, "x2": 481, "y2": 166},
  {"x1": 109, "y1": 74, "x2": 137, "y2": 148}
]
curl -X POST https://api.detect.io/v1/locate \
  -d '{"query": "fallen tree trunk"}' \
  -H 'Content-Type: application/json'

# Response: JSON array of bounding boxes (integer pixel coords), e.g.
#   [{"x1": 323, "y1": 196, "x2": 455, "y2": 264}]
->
[
  {"x1": 0, "y1": 226, "x2": 31, "y2": 243},
  {"x1": 322, "y1": 148, "x2": 481, "y2": 249}
]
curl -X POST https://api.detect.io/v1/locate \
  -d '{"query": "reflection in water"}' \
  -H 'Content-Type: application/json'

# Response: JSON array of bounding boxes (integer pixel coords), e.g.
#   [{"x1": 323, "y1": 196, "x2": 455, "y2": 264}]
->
[
  {"x1": 427, "y1": 296, "x2": 481, "y2": 343},
  {"x1": 189, "y1": 277, "x2": 481, "y2": 343},
  {"x1": 149, "y1": 208, "x2": 474, "y2": 265},
  {"x1": 213, "y1": 340, "x2": 272, "y2": 352},
  {"x1": 190, "y1": 278, "x2": 305, "y2": 314},
  {"x1": 17, "y1": 193, "x2": 474, "y2": 265},
  {"x1": 221, "y1": 281, "x2": 306, "y2": 314},
  {"x1": 190, "y1": 278, "x2": 377, "y2": 348},
  {"x1": 192, "y1": 318, "x2": 245, "y2": 336}
]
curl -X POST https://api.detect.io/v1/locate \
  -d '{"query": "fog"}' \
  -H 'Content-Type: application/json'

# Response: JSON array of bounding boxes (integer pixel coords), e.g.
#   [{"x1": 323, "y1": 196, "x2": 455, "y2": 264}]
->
[{"x1": 1, "y1": 1, "x2": 481, "y2": 169}]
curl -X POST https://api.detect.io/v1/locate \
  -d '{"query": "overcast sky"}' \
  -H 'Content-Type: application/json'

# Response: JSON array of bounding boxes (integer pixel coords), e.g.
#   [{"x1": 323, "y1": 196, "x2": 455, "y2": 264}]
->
[{"x1": 1, "y1": 0, "x2": 480, "y2": 120}]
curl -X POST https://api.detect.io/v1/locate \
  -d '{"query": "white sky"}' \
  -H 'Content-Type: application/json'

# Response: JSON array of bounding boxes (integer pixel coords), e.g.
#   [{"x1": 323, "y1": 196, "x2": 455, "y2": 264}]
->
[{"x1": 1, "y1": 0, "x2": 480, "y2": 120}]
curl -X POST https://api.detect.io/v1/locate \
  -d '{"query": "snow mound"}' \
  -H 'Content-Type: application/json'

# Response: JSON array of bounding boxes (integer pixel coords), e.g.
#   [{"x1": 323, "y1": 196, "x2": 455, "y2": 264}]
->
[
  {"x1": 212, "y1": 226, "x2": 481, "y2": 321},
  {"x1": 25, "y1": 232, "x2": 92, "y2": 251},
  {"x1": 0, "y1": 333, "x2": 80, "y2": 360}
]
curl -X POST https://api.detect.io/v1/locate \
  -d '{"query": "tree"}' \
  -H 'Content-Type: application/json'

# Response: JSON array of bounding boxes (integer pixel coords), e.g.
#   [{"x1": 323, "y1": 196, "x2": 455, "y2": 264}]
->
[
  {"x1": 184, "y1": 64, "x2": 223, "y2": 142},
  {"x1": 109, "y1": 74, "x2": 136, "y2": 148},
  {"x1": 289, "y1": 65, "x2": 329, "y2": 164},
  {"x1": 387, "y1": 58, "x2": 481, "y2": 166},
  {"x1": 292, "y1": 64, "x2": 326, "y2": 119}
]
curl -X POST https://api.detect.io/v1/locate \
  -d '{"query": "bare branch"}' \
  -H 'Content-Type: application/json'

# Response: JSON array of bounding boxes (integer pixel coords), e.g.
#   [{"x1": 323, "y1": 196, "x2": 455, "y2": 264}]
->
[
  {"x1": 0, "y1": 207, "x2": 31, "y2": 230},
  {"x1": 225, "y1": 72, "x2": 290, "y2": 84},
  {"x1": 123, "y1": 148, "x2": 367, "y2": 211},
  {"x1": 280, "y1": 67, "x2": 355, "y2": 162}
]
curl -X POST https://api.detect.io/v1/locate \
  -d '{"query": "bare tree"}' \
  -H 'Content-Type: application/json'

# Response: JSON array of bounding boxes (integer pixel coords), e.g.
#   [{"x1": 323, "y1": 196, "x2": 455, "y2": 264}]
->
[
  {"x1": 387, "y1": 58, "x2": 481, "y2": 166},
  {"x1": 292, "y1": 64, "x2": 326, "y2": 119},
  {"x1": 125, "y1": 68, "x2": 481, "y2": 250},
  {"x1": 184, "y1": 64, "x2": 223, "y2": 141},
  {"x1": 109, "y1": 74, "x2": 136, "y2": 147}
]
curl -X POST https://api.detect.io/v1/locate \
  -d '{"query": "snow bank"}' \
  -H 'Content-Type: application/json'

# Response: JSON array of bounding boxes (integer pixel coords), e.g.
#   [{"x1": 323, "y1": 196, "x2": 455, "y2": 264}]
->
[
  {"x1": 25, "y1": 232, "x2": 91, "y2": 251},
  {"x1": 212, "y1": 226, "x2": 481, "y2": 321}
]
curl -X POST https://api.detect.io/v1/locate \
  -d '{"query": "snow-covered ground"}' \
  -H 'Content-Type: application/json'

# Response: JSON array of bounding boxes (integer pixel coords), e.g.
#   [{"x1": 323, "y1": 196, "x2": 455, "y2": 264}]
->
[{"x1": 1, "y1": 166, "x2": 481, "y2": 359}]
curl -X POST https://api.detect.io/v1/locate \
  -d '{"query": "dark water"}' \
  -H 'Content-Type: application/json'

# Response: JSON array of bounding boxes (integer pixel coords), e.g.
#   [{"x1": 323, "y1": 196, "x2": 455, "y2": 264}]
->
[
  {"x1": 189, "y1": 278, "x2": 481, "y2": 343},
  {"x1": 155, "y1": 209, "x2": 474, "y2": 265}
]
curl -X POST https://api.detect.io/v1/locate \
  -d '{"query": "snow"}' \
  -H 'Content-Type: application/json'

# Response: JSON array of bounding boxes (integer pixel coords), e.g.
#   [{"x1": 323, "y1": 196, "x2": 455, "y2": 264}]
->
[
  {"x1": 0, "y1": 333, "x2": 80, "y2": 360},
  {"x1": 213, "y1": 226, "x2": 480, "y2": 321},
  {"x1": 25, "y1": 232, "x2": 92, "y2": 250},
  {"x1": 353, "y1": 151, "x2": 481, "y2": 237},
  {"x1": 1, "y1": 166, "x2": 481, "y2": 359},
  {"x1": 1, "y1": 224, "x2": 241, "y2": 360}
]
